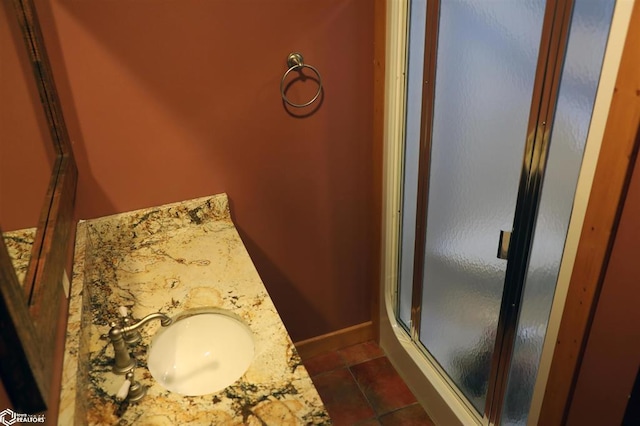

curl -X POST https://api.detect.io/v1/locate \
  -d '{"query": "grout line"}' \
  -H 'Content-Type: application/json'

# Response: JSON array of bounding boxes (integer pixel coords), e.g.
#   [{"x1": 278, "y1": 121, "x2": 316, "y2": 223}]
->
[
  {"x1": 377, "y1": 402, "x2": 423, "y2": 418},
  {"x1": 337, "y1": 342, "x2": 387, "y2": 368},
  {"x1": 346, "y1": 353, "x2": 386, "y2": 368},
  {"x1": 309, "y1": 366, "x2": 346, "y2": 380},
  {"x1": 348, "y1": 356, "x2": 381, "y2": 420}
]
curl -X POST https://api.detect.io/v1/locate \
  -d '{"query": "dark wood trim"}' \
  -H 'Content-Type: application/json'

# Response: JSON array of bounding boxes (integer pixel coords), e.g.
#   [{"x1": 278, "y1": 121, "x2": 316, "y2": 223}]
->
[
  {"x1": 371, "y1": 0, "x2": 386, "y2": 344},
  {"x1": 539, "y1": 1, "x2": 640, "y2": 423},
  {"x1": 295, "y1": 321, "x2": 374, "y2": 360},
  {"x1": 566, "y1": 127, "x2": 640, "y2": 425},
  {"x1": 0, "y1": 0, "x2": 78, "y2": 413},
  {"x1": 29, "y1": 154, "x2": 77, "y2": 389}
]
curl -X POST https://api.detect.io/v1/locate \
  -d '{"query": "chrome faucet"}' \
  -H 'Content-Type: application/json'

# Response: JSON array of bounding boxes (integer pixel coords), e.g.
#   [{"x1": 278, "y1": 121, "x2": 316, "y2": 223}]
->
[{"x1": 109, "y1": 312, "x2": 173, "y2": 374}]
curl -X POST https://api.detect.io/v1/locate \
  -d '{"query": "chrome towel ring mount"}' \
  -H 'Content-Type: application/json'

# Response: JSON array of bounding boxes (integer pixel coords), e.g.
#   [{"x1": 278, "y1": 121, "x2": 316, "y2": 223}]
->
[{"x1": 280, "y1": 52, "x2": 323, "y2": 108}]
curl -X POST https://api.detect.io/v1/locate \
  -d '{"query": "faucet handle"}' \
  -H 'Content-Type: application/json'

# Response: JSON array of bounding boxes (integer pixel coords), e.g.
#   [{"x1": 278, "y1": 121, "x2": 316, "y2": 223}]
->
[
  {"x1": 125, "y1": 370, "x2": 146, "y2": 403},
  {"x1": 115, "y1": 375, "x2": 131, "y2": 401},
  {"x1": 118, "y1": 306, "x2": 129, "y2": 318},
  {"x1": 115, "y1": 370, "x2": 146, "y2": 403}
]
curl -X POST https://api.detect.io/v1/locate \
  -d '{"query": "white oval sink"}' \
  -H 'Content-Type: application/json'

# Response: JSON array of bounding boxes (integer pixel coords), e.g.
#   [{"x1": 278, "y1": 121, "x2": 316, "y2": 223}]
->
[{"x1": 148, "y1": 311, "x2": 254, "y2": 396}]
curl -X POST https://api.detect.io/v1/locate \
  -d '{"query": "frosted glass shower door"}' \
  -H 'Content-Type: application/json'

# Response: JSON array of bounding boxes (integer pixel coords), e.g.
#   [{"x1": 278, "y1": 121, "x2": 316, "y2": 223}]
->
[{"x1": 418, "y1": 0, "x2": 546, "y2": 413}]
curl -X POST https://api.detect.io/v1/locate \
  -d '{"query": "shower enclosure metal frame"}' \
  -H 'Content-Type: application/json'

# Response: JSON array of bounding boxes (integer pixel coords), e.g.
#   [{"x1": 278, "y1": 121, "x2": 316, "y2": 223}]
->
[
  {"x1": 409, "y1": 1, "x2": 575, "y2": 423},
  {"x1": 378, "y1": 0, "x2": 635, "y2": 424}
]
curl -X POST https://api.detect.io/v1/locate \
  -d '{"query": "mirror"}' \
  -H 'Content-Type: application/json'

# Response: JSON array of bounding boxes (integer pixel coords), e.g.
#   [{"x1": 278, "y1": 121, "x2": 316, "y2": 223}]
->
[
  {"x1": 0, "y1": 0, "x2": 77, "y2": 413},
  {"x1": 1, "y1": 0, "x2": 57, "y2": 287}
]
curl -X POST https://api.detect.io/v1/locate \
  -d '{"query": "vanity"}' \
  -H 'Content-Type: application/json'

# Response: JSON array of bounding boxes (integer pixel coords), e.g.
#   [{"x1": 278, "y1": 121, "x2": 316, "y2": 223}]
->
[{"x1": 58, "y1": 193, "x2": 330, "y2": 425}]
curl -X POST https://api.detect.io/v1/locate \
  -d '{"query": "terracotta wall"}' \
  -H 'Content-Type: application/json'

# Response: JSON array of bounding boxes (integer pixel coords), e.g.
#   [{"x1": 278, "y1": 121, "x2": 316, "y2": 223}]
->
[
  {"x1": 0, "y1": 0, "x2": 57, "y2": 232},
  {"x1": 37, "y1": 0, "x2": 376, "y2": 341}
]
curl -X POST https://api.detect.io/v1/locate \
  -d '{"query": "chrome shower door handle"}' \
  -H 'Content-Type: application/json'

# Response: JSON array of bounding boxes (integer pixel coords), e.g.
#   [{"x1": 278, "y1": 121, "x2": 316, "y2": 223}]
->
[{"x1": 497, "y1": 230, "x2": 511, "y2": 260}]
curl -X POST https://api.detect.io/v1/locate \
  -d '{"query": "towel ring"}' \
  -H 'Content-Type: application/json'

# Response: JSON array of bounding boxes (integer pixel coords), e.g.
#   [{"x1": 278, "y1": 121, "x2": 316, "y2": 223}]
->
[{"x1": 280, "y1": 52, "x2": 323, "y2": 108}]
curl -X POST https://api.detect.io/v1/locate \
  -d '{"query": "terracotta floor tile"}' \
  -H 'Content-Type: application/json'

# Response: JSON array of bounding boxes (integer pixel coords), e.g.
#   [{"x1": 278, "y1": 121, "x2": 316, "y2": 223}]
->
[
  {"x1": 338, "y1": 341, "x2": 385, "y2": 366},
  {"x1": 350, "y1": 357, "x2": 417, "y2": 415},
  {"x1": 379, "y1": 403, "x2": 435, "y2": 426},
  {"x1": 304, "y1": 350, "x2": 346, "y2": 376},
  {"x1": 312, "y1": 368, "x2": 376, "y2": 426},
  {"x1": 354, "y1": 418, "x2": 382, "y2": 426}
]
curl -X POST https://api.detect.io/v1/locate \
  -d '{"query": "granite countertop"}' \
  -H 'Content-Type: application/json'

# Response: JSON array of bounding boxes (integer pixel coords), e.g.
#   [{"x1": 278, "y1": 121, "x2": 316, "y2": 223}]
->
[{"x1": 58, "y1": 193, "x2": 330, "y2": 425}]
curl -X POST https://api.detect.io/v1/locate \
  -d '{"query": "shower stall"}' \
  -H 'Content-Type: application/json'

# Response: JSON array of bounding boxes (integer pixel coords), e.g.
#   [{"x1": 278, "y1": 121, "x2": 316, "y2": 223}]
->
[{"x1": 379, "y1": 0, "x2": 628, "y2": 424}]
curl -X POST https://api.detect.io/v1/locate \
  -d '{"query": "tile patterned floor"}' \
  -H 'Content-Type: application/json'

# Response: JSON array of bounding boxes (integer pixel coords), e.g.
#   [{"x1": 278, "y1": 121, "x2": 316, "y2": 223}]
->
[{"x1": 302, "y1": 341, "x2": 436, "y2": 426}]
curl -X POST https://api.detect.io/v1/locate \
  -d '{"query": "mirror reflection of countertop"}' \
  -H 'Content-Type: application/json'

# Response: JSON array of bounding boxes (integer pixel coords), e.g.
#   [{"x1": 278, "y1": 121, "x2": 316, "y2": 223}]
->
[
  {"x1": 3, "y1": 227, "x2": 36, "y2": 286},
  {"x1": 58, "y1": 193, "x2": 330, "y2": 425}
]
